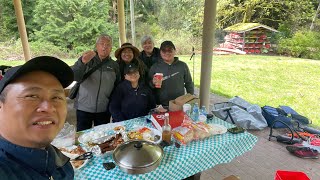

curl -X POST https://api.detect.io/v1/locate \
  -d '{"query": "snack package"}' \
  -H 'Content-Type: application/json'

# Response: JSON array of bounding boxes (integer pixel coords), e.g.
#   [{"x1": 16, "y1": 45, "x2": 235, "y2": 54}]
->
[
  {"x1": 172, "y1": 126, "x2": 194, "y2": 145},
  {"x1": 192, "y1": 122, "x2": 214, "y2": 140}
]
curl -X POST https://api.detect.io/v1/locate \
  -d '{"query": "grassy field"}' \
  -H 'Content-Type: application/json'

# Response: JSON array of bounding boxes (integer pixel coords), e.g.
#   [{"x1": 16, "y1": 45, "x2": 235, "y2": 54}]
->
[
  {"x1": 1, "y1": 55, "x2": 319, "y2": 126},
  {"x1": 179, "y1": 54, "x2": 320, "y2": 127}
]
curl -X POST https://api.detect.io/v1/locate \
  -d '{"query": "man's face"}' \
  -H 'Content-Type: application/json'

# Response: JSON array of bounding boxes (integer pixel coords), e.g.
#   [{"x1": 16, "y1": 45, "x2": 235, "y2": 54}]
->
[
  {"x1": 96, "y1": 37, "x2": 112, "y2": 59},
  {"x1": 160, "y1": 47, "x2": 176, "y2": 64},
  {"x1": 121, "y1": 48, "x2": 134, "y2": 63},
  {"x1": 0, "y1": 71, "x2": 67, "y2": 148},
  {"x1": 142, "y1": 39, "x2": 154, "y2": 55}
]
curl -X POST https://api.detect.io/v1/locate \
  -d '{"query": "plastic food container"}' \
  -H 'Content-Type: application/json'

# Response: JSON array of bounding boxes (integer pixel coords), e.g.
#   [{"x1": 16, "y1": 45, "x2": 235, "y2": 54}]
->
[{"x1": 275, "y1": 170, "x2": 310, "y2": 180}]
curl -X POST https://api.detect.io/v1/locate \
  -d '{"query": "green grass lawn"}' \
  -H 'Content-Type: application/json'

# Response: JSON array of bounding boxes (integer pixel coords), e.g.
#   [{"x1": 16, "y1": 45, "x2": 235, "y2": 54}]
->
[
  {"x1": 1, "y1": 55, "x2": 319, "y2": 127},
  {"x1": 179, "y1": 54, "x2": 320, "y2": 127}
]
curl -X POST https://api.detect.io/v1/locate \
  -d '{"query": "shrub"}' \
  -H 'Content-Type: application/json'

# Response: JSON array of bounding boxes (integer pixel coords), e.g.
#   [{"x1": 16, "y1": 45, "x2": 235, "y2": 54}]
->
[
  {"x1": 155, "y1": 29, "x2": 203, "y2": 55},
  {"x1": 0, "y1": 40, "x2": 80, "y2": 60},
  {"x1": 277, "y1": 31, "x2": 320, "y2": 60}
]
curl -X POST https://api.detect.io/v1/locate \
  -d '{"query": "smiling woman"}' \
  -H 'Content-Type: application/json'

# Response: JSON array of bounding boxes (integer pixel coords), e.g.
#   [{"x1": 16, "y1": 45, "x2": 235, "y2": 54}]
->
[{"x1": 115, "y1": 43, "x2": 148, "y2": 83}]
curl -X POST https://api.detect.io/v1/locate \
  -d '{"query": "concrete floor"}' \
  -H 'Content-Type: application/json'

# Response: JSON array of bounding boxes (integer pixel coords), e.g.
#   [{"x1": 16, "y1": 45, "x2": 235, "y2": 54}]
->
[{"x1": 65, "y1": 90, "x2": 320, "y2": 180}]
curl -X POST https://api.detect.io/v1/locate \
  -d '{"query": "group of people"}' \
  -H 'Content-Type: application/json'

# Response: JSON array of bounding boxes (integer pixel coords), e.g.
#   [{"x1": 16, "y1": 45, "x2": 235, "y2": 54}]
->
[
  {"x1": 72, "y1": 34, "x2": 194, "y2": 131},
  {"x1": 0, "y1": 34, "x2": 194, "y2": 179}
]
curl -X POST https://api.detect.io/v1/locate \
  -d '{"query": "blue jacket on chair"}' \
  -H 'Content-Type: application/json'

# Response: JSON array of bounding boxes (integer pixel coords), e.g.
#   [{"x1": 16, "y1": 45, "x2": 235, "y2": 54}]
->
[{"x1": 0, "y1": 138, "x2": 74, "y2": 180}]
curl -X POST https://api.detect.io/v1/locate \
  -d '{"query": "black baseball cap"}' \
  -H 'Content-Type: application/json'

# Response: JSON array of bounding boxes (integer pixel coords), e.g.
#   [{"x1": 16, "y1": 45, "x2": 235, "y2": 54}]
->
[
  {"x1": 124, "y1": 63, "x2": 139, "y2": 74},
  {"x1": 0, "y1": 56, "x2": 74, "y2": 93},
  {"x1": 160, "y1": 41, "x2": 176, "y2": 51}
]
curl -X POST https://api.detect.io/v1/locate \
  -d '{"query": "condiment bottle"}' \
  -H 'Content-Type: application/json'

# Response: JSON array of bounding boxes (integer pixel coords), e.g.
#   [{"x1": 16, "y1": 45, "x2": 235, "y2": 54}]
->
[{"x1": 162, "y1": 113, "x2": 172, "y2": 144}]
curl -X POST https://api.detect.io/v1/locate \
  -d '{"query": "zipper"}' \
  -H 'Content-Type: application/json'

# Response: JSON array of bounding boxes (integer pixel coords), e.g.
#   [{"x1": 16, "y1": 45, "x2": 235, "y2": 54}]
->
[
  {"x1": 45, "y1": 150, "x2": 53, "y2": 180},
  {"x1": 95, "y1": 65, "x2": 103, "y2": 112}
]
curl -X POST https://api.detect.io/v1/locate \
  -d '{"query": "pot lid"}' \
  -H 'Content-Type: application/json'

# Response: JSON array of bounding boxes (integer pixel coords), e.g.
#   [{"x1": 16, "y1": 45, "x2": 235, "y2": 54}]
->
[{"x1": 113, "y1": 140, "x2": 163, "y2": 169}]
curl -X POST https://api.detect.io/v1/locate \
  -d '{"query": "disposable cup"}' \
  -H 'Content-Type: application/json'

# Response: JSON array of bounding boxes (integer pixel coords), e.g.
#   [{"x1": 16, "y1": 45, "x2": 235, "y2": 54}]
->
[{"x1": 154, "y1": 73, "x2": 163, "y2": 88}]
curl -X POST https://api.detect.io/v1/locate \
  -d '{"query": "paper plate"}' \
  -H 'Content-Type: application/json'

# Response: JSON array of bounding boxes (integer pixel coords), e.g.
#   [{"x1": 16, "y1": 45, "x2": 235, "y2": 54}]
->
[
  {"x1": 127, "y1": 126, "x2": 162, "y2": 144},
  {"x1": 209, "y1": 124, "x2": 228, "y2": 135},
  {"x1": 60, "y1": 145, "x2": 90, "y2": 170}
]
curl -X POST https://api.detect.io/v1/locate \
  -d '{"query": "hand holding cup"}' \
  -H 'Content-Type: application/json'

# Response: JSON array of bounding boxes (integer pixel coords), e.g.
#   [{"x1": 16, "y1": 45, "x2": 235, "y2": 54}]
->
[{"x1": 153, "y1": 73, "x2": 163, "y2": 88}]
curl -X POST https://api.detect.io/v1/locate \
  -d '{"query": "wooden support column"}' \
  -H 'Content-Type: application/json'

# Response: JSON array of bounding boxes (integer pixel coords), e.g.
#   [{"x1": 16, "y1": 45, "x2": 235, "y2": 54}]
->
[
  {"x1": 199, "y1": 0, "x2": 217, "y2": 109},
  {"x1": 117, "y1": 0, "x2": 127, "y2": 45},
  {"x1": 130, "y1": 0, "x2": 136, "y2": 45},
  {"x1": 13, "y1": 0, "x2": 31, "y2": 61}
]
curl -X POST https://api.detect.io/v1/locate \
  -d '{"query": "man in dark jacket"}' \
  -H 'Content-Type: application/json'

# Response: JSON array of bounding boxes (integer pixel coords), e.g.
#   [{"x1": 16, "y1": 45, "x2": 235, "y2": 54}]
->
[
  {"x1": 110, "y1": 63, "x2": 156, "y2": 122},
  {"x1": 0, "y1": 56, "x2": 74, "y2": 179},
  {"x1": 72, "y1": 34, "x2": 121, "y2": 131},
  {"x1": 139, "y1": 35, "x2": 161, "y2": 69},
  {"x1": 149, "y1": 41, "x2": 194, "y2": 106}
]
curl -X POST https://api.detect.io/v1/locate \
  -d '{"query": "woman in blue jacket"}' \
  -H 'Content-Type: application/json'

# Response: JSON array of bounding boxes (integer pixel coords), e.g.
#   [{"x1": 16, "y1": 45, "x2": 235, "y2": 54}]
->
[{"x1": 109, "y1": 63, "x2": 156, "y2": 122}]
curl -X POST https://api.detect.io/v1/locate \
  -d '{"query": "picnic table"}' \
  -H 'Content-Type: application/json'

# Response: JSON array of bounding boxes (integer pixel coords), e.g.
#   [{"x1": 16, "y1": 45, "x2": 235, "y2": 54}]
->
[{"x1": 74, "y1": 117, "x2": 257, "y2": 180}]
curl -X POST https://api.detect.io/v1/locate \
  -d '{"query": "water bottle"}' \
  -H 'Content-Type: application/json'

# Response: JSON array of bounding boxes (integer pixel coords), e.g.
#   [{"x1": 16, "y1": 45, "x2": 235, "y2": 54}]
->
[
  {"x1": 200, "y1": 106, "x2": 207, "y2": 116},
  {"x1": 198, "y1": 105, "x2": 207, "y2": 122},
  {"x1": 191, "y1": 103, "x2": 199, "y2": 121}
]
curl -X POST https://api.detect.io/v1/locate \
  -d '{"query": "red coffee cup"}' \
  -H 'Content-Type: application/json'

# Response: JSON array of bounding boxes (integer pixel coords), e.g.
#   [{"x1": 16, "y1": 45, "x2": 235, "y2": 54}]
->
[{"x1": 154, "y1": 73, "x2": 163, "y2": 88}]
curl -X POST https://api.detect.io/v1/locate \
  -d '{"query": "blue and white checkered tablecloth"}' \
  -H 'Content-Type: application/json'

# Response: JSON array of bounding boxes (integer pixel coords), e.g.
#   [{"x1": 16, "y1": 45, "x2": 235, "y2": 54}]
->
[{"x1": 75, "y1": 117, "x2": 257, "y2": 180}]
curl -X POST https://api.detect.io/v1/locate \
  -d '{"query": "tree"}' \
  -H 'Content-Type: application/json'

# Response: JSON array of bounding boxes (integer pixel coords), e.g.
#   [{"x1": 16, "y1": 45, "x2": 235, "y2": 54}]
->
[
  {"x1": 217, "y1": 0, "x2": 318, "y2": 32},
  {"x1": 0, "y1": 0, "x2": 36, "y2": 40},
  {"x1": 31, "y1": 0, "x2": 118, "y2": 52}
]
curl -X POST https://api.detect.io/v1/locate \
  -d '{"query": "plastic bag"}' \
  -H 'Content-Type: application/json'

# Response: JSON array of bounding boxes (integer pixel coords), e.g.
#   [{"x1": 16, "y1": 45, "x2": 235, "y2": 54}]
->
[
  {"x1": 172, "y1": 126, "x2": 194, "y2": 145},
  {"x1": 192, "y1": 122, "x2": 214, "y2": 140},
  {"x1": 51, "y1": 122, "x2": 76, "y2": 148}
]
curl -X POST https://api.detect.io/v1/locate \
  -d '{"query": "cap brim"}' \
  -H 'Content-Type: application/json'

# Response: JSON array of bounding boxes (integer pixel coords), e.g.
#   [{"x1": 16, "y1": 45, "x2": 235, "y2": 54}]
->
[{"x1": 0, "y1": 56, "x2": 74, "y2": 93}]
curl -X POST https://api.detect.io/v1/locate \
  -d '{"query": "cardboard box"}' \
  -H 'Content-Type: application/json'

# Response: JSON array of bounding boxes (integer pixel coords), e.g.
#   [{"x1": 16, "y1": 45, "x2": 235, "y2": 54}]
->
[{"x1": 169, "y1": 93, "x2": 199, "y2": 111}]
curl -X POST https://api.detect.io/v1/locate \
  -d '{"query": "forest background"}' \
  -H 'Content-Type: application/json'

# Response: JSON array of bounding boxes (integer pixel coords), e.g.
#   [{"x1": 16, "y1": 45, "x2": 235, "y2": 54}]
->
[{"x1": 1, "y1": 0, "x2": 320, "y2": 60}]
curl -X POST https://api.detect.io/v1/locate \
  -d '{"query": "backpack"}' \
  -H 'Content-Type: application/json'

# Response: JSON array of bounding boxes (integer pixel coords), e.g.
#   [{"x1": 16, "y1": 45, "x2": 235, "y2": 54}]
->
[
  {"x1": 262, "y1": 106, "x2": 292, "y2": 128},
  {"x1": 262, "y1": 105, "x2": 310, "y2": 128}
]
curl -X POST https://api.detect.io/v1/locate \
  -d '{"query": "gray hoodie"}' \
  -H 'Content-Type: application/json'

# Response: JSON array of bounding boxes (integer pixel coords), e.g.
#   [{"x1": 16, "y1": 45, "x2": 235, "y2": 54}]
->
[
  {"x1": 72, "y1": 55, "x2": 120, "y2": 113},
  {"x1": 149, "y1": 57, "x2": 194, "y2": 106}
]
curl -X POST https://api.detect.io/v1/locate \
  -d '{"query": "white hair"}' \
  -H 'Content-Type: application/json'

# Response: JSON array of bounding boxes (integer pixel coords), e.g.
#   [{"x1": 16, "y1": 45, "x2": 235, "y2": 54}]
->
[
  {"x1": 96, "y1": 34, "x2": 113, "y2": 44},
  {"x1": 140, "y1": 35, "x2": 154, "y2": 46}
]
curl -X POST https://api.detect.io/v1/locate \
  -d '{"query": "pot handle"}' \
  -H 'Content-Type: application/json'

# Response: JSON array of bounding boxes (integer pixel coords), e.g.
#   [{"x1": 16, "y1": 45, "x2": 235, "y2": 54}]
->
[{"x1": 134, "y1": 141, "x2": 143, "y2": 149}]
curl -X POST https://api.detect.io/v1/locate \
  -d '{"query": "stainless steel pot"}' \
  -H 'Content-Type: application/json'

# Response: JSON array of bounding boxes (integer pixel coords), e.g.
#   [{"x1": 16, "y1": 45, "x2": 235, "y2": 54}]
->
[{"x1": 113, "y1": 140, "x2": 164, "y2": 174}]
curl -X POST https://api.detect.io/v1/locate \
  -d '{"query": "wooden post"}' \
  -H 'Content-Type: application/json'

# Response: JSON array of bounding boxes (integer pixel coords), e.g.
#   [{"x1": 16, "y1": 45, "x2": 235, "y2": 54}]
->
[
  {"x1": 117, "y1": 0, "x2": 127, "y2": 45},
  {"x1": 13, "y1": 0, "x2": 31, "y2": 61},
  {"x1": 130, "y1": 0, "x2": 136, "y2": 46},
  {"x1": 199, "y1": 0, "x2": 217, "y2": 109}
]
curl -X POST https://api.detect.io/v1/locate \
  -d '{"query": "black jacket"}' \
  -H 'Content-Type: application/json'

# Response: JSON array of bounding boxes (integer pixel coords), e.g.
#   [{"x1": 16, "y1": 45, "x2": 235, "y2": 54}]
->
[
  {"x1": 139, "y1": 47, "x2": 161, "y2": 69},
  {"x1": 116, "y1": 58, "x2": 149, "y2": 84},
  {"x1": 109, "y1": 80, "x2": 156, "y2": 122},
  {"x1": 0, "y1": 138, "x2": 73, "y2": 180},
  {"x1": 149, "y1": 57, "x2": 194, "y2": 106}
]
